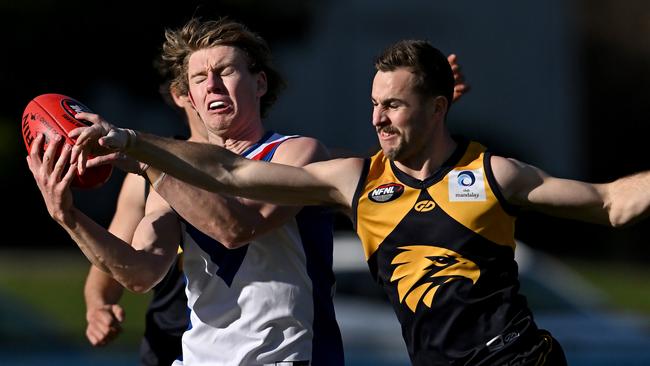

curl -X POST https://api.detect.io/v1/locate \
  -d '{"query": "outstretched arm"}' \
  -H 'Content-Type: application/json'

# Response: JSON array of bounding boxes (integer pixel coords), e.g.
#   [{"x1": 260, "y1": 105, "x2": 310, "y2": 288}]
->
[
  {"x1": 492, "y1": 155, "x2": 650, "y2": 227},
  {"x1": 69, "y1": 114, "x2": 363, "y2": 211},
  {"x1": 153, "y1": 137, "x2": 335, "y2": 248},
  {"x1": 137, "y1": 133, "x2": 362, "y2": 208}
]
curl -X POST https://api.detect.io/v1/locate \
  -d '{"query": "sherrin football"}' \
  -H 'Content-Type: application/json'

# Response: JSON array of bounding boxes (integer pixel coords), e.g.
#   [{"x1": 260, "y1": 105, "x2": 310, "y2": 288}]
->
[{"x1": 22, "y1": 93, "x2": 112, "y2": 189}]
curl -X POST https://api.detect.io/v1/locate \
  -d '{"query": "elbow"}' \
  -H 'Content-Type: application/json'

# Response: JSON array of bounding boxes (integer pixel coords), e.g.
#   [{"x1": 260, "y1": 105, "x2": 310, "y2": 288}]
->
[
  {"x1": 609, "y1": 215, "x2": 629, "y2": 228},
  {"x1": 128, "y1": 284, "x2": 153, "y2": 294},
  {"x1": 114, "y1": 272, "x2": 159, "y2": 294},
  {"x1": 608, "y1": 204, "x2": 643, "y2": 228},
  {"x1": 121, "y1": 278, "x2": 156, "y2": 294},
  {"x1": 124, "y1": 281, "x2": 158, "y2": 294},
  {"x1": 205, "y1": 224, "x2": 255, "y2": 249},
  {"x1": 216, "y1": 231, "x2": 254, "y2": 249}
]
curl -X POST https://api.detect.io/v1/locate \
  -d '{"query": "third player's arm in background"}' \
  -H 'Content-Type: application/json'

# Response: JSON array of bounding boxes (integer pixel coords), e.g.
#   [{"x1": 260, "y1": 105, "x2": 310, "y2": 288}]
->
[{"x1": 84, "y1": 173, "x2": 147, "y2": 346}]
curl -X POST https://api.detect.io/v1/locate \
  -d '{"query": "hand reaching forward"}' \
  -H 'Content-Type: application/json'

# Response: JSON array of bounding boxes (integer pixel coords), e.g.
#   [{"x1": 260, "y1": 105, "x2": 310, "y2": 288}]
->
[{"x1": 68, "y1": 112, "x2": 139, "y2": 175}]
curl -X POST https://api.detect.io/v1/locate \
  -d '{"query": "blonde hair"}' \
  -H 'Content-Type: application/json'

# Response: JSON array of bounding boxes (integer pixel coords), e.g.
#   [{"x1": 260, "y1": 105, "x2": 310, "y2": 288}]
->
[{"x1": 161, "y1": 17, "x2": 285, "y2": 117}]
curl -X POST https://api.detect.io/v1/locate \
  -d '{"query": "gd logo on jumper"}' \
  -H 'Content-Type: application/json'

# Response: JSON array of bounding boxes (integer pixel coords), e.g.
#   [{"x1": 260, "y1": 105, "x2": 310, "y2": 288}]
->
[
  {"x1": 414, "y1": 200, "x2": 435, "y2": 212},
  {"x1": 390, "y1": 245, "x2": 479, "y2": 312}
]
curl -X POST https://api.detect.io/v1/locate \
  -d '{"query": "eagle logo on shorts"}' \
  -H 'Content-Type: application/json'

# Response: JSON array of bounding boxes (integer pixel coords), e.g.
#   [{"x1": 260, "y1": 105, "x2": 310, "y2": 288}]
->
[{"x1": 390, "y1": 245, "x2": 480, "y2": 312}]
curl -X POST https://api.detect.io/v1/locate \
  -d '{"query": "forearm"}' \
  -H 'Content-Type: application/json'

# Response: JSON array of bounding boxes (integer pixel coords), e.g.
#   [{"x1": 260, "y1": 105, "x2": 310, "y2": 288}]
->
[
  {"x1": 157, "y1": 174, "x2": 302, "y2": 247},
  {"x1": 60, "y1": 208, "x2": 165, "y2": 292},
  {"x1": 133, "y1": 133, "x2": 336, "y2": 206},
  {"x1": 84, "y1": 265, "x2": 124, "y2": 308},
  {"x1": 129, "y1": 133, "x2": 233, "y2": 194}
]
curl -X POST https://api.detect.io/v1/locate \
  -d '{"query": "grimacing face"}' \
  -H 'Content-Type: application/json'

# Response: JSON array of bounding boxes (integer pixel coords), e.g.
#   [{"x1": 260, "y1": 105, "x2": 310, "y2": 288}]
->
[
  {"x1": 187, "y1": 45, "x2": 267, "y2": 137},
  {"x1": 371, "y1": 68, "x2": 437, "y2": 162}
]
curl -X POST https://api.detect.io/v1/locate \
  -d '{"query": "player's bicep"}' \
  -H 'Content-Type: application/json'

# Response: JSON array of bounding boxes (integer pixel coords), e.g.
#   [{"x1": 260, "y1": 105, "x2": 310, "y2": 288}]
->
[
  {"x1": 130, "y1": 190, "x2": 180, "y2": 280},
  {"x1": 271, "y1": 137, "x2": 331, "y2": 167},
  {"x1": 107, "y1": 173, "x2": 146, "y2": 243},
  {"x1": 492, "y1": 155, "x2": 606, "y2": 221},
  {"x1": 303, "y1": 157, "x2": 365, "y2": 209}
]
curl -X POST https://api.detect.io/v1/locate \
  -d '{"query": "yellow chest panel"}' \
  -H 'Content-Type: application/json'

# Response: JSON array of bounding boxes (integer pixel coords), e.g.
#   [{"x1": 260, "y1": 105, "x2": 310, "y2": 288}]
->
[{"x1": 354, "y1": 141, "x2": 516, "y2": 260}]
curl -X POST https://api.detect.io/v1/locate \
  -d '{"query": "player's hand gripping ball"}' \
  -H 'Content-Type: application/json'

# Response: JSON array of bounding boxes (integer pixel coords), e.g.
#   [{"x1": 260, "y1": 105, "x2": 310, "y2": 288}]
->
[{"x1": 21, "y1": 93, "x2": 112, "y2": 189}]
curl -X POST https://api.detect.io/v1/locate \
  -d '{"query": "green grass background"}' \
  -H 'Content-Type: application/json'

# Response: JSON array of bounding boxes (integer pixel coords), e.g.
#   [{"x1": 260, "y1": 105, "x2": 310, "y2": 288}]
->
[
  {"x1": 1, "y1": 248, "x2": 649, "y2": 353},
  {"x1": 0, "y1": 249, "x2": 150, "y2": 351}
]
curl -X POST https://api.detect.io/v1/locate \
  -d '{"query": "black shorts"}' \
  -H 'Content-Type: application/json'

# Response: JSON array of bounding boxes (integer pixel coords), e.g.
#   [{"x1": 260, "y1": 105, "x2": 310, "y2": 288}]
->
[
  {"x1": 139, "y1": 332, "x2": 183, "y2": 366},
  {"x1": 467, "y1": 317, "x2": 568, "y2": 366}
]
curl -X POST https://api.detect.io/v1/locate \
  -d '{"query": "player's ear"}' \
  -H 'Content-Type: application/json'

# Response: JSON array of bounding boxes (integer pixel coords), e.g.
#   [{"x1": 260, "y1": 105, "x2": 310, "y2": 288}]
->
[
  {"x1": 256, "y1": 71, "x2": 267, "y2": 98},
  {"x1": 188, "y1": 90, "x2": 198, "y2": 110},
  {"x1": 433, "y1": 95, "x2": 448, "y2": 118},
  {"x1": 170, "y1": 86, "x2": 189, "y2": 108}
]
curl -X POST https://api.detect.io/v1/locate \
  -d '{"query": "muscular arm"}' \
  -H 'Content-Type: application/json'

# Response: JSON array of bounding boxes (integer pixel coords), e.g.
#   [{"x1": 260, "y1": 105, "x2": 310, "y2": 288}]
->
[
  {"x1": 154, "y1": 137, "x2": 335, "y2": 248},
  {"x1": 133, "y1": 132, "x2": 363, "y2": 213},
  {"x1": 65, "y1": 193, "x2": 179, "y2": 293},
  {"x1": 492, "y1": 155, "x2": 650, "y2": 227}
]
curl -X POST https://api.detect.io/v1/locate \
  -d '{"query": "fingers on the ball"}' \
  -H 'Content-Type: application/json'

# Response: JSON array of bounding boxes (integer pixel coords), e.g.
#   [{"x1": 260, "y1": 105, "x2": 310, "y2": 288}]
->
[
  {"x1": 68, "y1": 127, "x2": 82, "y2": 139},
  {"x1": 75, "y1": 112, "x2": 94, "y2": 124},
  {"x1": 53, "y1": 144, "x2": 71, "y2": 179},
  {"x1": 77, "y1": 150, "x2": 88, "y2": 175},
  {"x1": 87, "y1": 154, "x2": 109, "y2": 168},
  {"x1": 42, "y1": 134, "x2": 61, "y2": 172},
  {"x1": 30, "y1": 133, "x2": 45, "y2": 160},
  {"x1": 62, "y1": 163, "x2": 77, "y2": 186},
  {"x1": 70, "y1": 145, "x2": 80, "y2": 164}
]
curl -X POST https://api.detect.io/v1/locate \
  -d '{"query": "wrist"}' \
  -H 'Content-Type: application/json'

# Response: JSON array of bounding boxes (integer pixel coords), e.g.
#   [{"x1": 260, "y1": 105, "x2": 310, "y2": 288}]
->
[
  {"x1": 52, "y1": 206, "x2": 76, "y2": 228},
  {"x1": 124, "y1": 129, "x2": 137, "y2": 150},
  {"x1": 152, "y1": 172, "x2": 167, "y2": 191}
]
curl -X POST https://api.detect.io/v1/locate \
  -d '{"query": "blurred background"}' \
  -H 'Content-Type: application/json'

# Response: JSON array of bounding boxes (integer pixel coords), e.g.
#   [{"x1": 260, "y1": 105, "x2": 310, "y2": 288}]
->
[{"x1": 1, "y1": 0, "x2": 650, "y2": 364}]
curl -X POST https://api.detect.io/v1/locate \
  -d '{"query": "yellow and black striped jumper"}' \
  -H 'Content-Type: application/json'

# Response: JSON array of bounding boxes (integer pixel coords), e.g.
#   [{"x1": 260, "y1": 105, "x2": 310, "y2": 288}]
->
[{"x1": 352, "y1": 137, "x2": 565, "y2": 365}]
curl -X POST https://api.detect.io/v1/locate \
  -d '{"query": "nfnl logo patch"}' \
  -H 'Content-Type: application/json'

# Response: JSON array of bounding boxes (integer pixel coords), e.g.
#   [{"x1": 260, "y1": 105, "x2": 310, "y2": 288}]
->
[
  {"x1": 369, "y1": 183, "x2": 404, "y2": 203},
  {"x1": 448, "y1": 169, "x2": 486, "y2": 201}
]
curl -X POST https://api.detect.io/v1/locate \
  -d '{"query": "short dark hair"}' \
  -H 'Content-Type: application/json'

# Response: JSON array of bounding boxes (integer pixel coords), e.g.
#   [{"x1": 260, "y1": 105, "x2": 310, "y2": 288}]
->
[
  {"x1": 161, "y1": 17, "x2": 285, "y2": 118},
  {"x1": 375, "y1": 40, "x2": 453, "y2": 107}
]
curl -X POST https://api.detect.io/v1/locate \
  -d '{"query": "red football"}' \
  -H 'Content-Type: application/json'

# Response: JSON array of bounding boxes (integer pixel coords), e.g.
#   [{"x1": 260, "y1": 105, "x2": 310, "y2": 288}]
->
[{"x1": 22, "y1": 93, "x2": 112, "y2": 189}]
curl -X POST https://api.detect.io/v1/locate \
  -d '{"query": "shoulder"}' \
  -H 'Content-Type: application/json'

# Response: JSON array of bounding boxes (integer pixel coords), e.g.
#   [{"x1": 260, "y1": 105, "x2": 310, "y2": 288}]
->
[
  {"x1": 118, "y1": 173, "x2": 147, "y2": 203},
  {"x1": 271, "y1": 136, "x2": 330, "y2": 167},
  {"x1": 490, "y1": 154, "x2": 547, "y2": 204},
  {"x1": 122, "y1": 172, "x2": 147, "y2": 189}
]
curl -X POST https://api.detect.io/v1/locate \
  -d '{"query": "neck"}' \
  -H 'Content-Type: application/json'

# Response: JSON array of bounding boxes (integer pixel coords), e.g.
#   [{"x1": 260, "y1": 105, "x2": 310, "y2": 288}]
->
[
  {"x1": 207, "y1": 118, "x2": 265, "y2": 155},
  {"x1": 393, "y1": 128, "x2": 457, "y2": 181},
  {"x1": 186, "y1": 118, "x2": 208, "y2": 143}
]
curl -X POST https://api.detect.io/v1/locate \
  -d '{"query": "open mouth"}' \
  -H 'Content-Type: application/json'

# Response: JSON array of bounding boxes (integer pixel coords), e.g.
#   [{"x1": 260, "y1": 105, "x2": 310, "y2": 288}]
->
[
  {"x1": 378, "y1": 127, "x2": 397, "y2": 138},
  {"x1": 208, "y1": 101, "x2": 228, "y2": 111}
]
